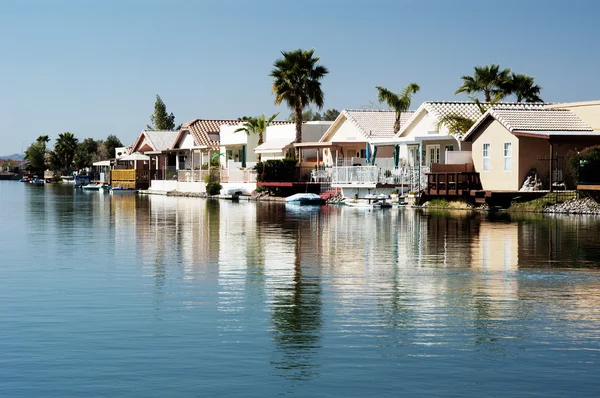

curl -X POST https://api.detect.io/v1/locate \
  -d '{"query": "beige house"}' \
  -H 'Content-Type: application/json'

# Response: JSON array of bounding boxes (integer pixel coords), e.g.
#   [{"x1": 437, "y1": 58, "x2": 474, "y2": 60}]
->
[{"x1": 463, "y1": 107, "x2": 600, "y2": 191}]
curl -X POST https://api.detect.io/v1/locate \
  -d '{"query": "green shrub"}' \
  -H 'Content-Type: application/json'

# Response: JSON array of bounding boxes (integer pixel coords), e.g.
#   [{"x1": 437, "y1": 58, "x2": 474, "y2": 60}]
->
[
  {"x1": 254, "y1": 158, "x2": 298, "y2": 182},
  {"x1": 206, "y1": 181, "x2": 222, "y2": 196},
  {"x1": 565, "y1": 146, "x2": 600, "y2": 186}
]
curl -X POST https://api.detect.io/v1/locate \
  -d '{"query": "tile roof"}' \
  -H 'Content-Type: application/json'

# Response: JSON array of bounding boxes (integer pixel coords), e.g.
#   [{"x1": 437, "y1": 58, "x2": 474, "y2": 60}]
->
[
  {"x1": 181, "y1": 118, "x2": 291, "y2": 150},
  {"x1": 463, "y1": 108, "x2": 593, "y2": 140},
  {"x1": 490, "y1": 108, "x2": 593, "y2": 132},
  {"x1": 332, "y1": 109, "x2": 415, "y2": 140},
  {"x1": 143, "y1": 130, "x2": 180, "y2": 151},
  {"x1": 180, "y1": 119, "x2": 235, "y2": 149},
  {"x1": 398, "y1": 101, "x2": 548, "y2": 137}
]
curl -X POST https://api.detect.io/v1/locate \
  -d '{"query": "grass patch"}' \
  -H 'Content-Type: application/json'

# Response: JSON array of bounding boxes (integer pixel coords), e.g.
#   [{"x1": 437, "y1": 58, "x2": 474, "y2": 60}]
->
[
  {"x1": 508, "y1": 192, "x2": 576, "y2": 212},
  {"x1": 426, "y1": 199, "x2": 450, "y2": 208}
]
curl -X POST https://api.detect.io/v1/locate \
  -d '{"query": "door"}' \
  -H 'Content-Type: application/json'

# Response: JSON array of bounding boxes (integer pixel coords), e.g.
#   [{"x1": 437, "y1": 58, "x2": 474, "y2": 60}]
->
[
  {"x1": 408, "y1": 146, "x2": 419, "y2": 167},
  {"x1": 426, "y1": 145, "x2": 440, "y2": 166}
]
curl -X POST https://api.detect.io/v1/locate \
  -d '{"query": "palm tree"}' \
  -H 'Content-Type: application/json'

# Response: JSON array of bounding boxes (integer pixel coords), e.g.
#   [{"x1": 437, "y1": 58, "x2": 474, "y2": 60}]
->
[
  {"x1": 270, "y1": 49, "x2": 329, "y2": 160},
  {"x1": 376, "y1": 83, "x2": 420, "y2": 134},
  {"x1": 234, "y1": 113, "x2": 279, "y2": 162},
  {"x1": 506, "y1": 73, "x2": 543, "y2": 103},
  {"x1": 54, "y1": 132, "x2": 79, "y2": 173},
  {"x1": 455, "y1": 64, "x2": 511, "y2": 102},
  {"x1": 437, "y1": 99, "x2": 492, "y2": 137}
]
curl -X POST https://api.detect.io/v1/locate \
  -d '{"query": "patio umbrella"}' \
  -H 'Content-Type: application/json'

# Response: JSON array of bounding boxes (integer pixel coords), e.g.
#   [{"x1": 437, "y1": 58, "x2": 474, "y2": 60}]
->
[
  {"x1": 365, "y1": 142, "x2": 371, "y2": 164},
  {"x1": 241, "y1": 145, "x2": 247, "y2": 168},
  {"x1": 370, "y1": 146, "x2": 378, "y2": 166},
  {"x1": 393, "y1": 145, "x2": 399, "y2": 168}
]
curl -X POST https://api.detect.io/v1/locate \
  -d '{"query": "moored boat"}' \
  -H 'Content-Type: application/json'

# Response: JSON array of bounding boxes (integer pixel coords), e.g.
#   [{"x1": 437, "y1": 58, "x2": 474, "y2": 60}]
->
[{"x1": 285, "y1": 193, "x2": 325, "y2": 205}]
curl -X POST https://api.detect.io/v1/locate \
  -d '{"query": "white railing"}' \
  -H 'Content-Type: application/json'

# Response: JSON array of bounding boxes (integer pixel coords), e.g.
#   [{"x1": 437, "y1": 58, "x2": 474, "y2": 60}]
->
[{"x1": 331, "y1": 165, "x2": 430, "y2": 191}]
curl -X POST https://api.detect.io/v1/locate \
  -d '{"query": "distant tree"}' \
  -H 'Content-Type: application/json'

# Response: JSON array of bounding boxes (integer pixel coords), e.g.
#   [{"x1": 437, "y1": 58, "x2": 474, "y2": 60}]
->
[
  {"x1": 505, "y1": 73, "x2": 543, "y2": 103},
  {"x1": 322, "y1": 108, "x2": 340, "y2": 121},
  {"x1": 235, "y1": 113, "x2": 279, "y2": 162},
  {"x1": 376, "y1": 83, "x2": 420, "y2": 134},
  {"x1": 73, "y1": 138, "x2": 99, "y2": 169},
  {"x1": 271, "y1": 49, "x2": 329, "y2": 159},
  {"x1": 288, "y1": 108, "x2": 322, "y2": 122},
  {"x1": 455, "y1": 64, "x2": 511, "y2": 102},
  {"x1": 147, "y1": 95, "x2": 176, "y2": 130},
  {"x1": 104, "y1": 135, "x2": 123, "y2": 159},
  {"x1": 24, "y1": 135, "x2": 50, "y2": 173}
]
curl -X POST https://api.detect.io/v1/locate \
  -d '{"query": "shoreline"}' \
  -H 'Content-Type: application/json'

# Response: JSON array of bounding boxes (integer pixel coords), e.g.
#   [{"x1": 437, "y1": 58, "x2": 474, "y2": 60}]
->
[{"x1": 140, "y1": 189, "x2": 600, "y2": 215}]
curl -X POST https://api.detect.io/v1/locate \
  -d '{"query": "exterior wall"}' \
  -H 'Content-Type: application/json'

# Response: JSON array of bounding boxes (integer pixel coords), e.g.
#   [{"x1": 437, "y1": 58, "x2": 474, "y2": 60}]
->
[
  {"x1": 325, "y1": 117, "x2": 363, "y2": 142},
  {"x1": 179, "y1": 132, "x2": 195, "y2": 149},
  {"x1": 471, "y1": 120, "x2": 520, "y2": 191},
  {"x1": 517, "y1": 137, "x2": 550, "y2": 189},
  {"x1": 399, "y1": 111, "x2": 442, "y2": 137}
]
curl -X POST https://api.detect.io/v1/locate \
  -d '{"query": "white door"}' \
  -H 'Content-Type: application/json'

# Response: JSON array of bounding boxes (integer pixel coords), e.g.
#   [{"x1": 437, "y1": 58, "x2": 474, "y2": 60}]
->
[
  {"x1": 408, "y1": 146, "x2": 419, "y2": 167},
  {"x1": 426, "y1": 145, "x2": 440, "y2": 166}
]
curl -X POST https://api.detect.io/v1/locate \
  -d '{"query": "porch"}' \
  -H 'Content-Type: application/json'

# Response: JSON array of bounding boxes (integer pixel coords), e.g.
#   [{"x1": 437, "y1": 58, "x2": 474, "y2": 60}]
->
[{"x1": 424, "y1": 163, "x2": 482, "y2": 196}]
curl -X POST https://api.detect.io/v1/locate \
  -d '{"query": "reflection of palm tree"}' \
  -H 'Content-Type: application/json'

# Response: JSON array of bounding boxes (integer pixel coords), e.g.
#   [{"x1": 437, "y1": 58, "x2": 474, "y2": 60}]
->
[{"x1": 270, "y1": 220, "x2": 322, "y2": 380}]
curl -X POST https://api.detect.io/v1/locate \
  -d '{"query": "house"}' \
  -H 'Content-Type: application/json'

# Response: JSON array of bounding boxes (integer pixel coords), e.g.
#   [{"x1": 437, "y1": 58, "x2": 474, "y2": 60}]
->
[
  {"x1": 304, "y1": 109, "x2": 413, "y2": 197},
  {"x1": 218, "y1": 120, "x2": 293, "y2": 168},
  {"x1": 111, "y1": 130, "x2": 179, "y2": 189},
  {"x1": 256, "y1": 121, "x2": 332, "y2": 163},
  {"x1": 463, "y1": 107, "x2": 600, "y2": 191}
]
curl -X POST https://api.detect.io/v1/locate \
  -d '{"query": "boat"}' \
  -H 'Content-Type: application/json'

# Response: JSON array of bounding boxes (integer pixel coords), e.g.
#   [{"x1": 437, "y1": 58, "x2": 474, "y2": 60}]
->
[
  {"x1": 110, "y1": 186, "x2": 137, "y2": 194},
  {"x1": 29, "y1": 178, "x2": 45, "y2": 184},
  {"x1": 81, "y1": 183, "x2": 103, "y2": 191},
  {"x1": 74, "y1": 175, "x2": 92, "y2": 188},
  {"x1": 285, "y1": 193, "x2": 325, "y2": 205},
  {"x1": 344, "y1": 194, "x2": 392, "y2": 209}
]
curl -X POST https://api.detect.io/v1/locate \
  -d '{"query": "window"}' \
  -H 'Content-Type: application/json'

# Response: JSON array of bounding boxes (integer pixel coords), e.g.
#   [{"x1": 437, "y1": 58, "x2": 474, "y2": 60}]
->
[
  {"x1": 445, "y1": 145, "x2": 454, "y2": 152},
  {"x1": 504, "y1": 142, "x2": 512, "y2": 172},
  {"x1": 482, "y1": 143, "x2": 490, "y2": 171},
  {"x1": 360, "y1": 149, "x2": 366, "y2": 158}
]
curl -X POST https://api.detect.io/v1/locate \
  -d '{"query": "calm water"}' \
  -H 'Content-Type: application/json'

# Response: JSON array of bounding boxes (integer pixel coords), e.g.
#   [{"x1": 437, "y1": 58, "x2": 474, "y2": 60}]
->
[{"x1": 2, "y1": 181, "x2": 600, "y2": 397}]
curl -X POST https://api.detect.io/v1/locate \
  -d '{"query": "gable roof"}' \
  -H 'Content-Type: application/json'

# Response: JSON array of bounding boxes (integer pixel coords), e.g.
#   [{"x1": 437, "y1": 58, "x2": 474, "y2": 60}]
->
[
  {"x1": 131, "y1": 130, "x2": 179, "y2": 153},
  {"x1": 463, "y1": 108, "x2": 593, "y2": 140},
  {"x1": 179, "y1": 118, "x2": 292, "y2": 150},
  {"x1": 397, "y1": 101, "x2": 547, "y2": 137},
  {"x1": 320, "y1": 109, "x2": 414, "y2": 142}
]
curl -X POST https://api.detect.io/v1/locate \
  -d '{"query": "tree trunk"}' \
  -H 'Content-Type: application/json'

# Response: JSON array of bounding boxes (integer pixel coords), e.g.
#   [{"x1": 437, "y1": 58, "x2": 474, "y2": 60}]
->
[
  {"x1": 258, "y1": 133, "x2": 263, "y2": 162},
  {"x1": 484, "y1": 91, "x2": 491, "y2": 102},
  {"x1": 394, "y1": 113, "x2": 401, "y2": 134},
  {"x1": 294, "y1": 105, "x2": 302, "y2": 161}
]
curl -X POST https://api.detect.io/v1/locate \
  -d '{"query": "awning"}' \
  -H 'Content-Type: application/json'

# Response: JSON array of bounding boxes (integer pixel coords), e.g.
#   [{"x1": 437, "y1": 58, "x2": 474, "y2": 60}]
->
[
  {"x1": 255, "y1": 139, "x2": 294, "y2": 154},
  {"x1": 92, "y1": 160, "x2": 111, "y2": 167},
  {"x1": 371, "y1": 134, "x2": 458, "y2": 146},
  {"x1": 120, "y1": 152, "x2": 150, "y2": 161}
]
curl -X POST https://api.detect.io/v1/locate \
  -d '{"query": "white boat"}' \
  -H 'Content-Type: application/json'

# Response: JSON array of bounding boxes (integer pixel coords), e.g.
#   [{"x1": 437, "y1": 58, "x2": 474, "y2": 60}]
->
[
  {"x1": 82, "y1": 184, "x2": 103, "y2": 191},
  {"x1": 344, "y1": 194, "x2": 392, "y2": 209},
  {"x1": 285, "y1": 193, "x2": 325, "y2": 205}
]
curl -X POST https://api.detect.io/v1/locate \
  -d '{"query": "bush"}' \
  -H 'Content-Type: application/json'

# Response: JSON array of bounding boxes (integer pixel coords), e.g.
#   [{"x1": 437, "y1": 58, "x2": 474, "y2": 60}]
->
[
  {"x1": 206, "y1": 181, "x2": 222, "y2": 196},
  {"x1": 565, "y1": 145, "x2": 600, "y2": 186},
  {"x1": 254, "y1": 158, "x2": 298, "y2": 182}
]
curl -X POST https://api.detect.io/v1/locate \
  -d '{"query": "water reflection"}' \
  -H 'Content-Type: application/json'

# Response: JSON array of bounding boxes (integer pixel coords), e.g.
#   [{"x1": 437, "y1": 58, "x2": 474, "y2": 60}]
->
[{"x1": 268, "y1": 211, "x2": 322, "y2": 381}]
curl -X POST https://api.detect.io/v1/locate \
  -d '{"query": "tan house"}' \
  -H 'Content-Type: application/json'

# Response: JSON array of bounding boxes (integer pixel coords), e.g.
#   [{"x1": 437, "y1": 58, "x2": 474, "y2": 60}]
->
[{"x1": 463, "y1": 107, "x2": 600, "y2": 191}]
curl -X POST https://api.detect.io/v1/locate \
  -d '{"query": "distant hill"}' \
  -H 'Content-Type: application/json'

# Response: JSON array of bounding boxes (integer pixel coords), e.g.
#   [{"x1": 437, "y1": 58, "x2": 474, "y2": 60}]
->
[{"x1": 0, "y1": 153, "x2": 25, "y2": 161}]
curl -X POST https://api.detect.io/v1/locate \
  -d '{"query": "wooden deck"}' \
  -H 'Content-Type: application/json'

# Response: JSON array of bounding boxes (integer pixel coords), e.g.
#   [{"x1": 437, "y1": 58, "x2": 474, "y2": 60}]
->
[{"x1": 111, "y1": 169, "x2": 150, "y2": 190}]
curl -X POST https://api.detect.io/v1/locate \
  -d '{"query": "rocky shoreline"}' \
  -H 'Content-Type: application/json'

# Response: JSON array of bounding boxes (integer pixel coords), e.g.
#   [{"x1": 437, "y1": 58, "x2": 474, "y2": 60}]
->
[{"x1": 542, "y1": 197, "x2": 600, "y2": 215}]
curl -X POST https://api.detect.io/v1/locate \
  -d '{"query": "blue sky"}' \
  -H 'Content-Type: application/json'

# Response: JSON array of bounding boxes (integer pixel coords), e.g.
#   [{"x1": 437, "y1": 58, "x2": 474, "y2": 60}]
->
[{"x1": 1, "y1": 0, "x2": 599, "y2": 154}]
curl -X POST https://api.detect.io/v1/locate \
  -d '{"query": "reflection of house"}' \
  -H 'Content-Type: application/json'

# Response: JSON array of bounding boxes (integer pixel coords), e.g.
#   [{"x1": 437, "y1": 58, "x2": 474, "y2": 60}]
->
[{"x1": 463, "y1": 107, "x2": 600, "y2": 191}]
